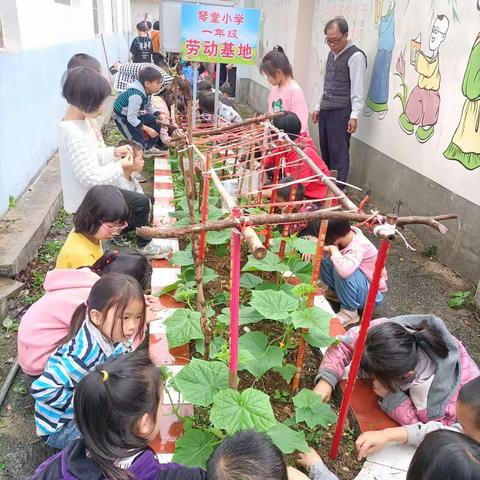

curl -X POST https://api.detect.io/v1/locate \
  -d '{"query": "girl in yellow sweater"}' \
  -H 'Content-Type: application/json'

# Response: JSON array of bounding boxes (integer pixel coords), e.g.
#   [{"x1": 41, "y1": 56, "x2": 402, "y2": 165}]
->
[{"x1": 56, "y1": 185, "x2": 129, "y2": 269}]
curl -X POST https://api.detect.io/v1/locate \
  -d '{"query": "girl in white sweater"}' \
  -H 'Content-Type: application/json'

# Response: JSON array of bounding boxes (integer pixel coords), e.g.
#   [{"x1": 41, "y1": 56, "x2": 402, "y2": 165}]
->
[{"x1": 59, "y1": 66, "x2": 171, "y2": 259}]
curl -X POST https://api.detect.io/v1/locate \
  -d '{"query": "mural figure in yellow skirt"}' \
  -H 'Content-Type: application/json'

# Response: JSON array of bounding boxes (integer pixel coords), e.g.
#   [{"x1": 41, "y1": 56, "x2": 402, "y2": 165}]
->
[{"x1": 444, "y1": 1, "x2": 480, "y2": 170}]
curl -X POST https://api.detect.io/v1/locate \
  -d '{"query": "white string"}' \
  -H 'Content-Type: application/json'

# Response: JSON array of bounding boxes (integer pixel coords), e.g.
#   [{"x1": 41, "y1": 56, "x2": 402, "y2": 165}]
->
[{"x1": 373, "y1": 221, "x2": 416, "y2": 251}]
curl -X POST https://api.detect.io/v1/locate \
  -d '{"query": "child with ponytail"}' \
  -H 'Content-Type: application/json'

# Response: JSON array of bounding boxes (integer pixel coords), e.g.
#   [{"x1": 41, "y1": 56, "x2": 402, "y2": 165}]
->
[
  {"x1": 260, "y1": 45, "x2": 309, "y2": 133},
  {"x1": 314, "y1": 315, "x2": 479, "y2": 426},
  {"x1": 31, "y1": 273, "x2": 146, "y2": 449},
  {"x1": 18, "y1": 250, "x2": 154, "y2": 378},
  {"x1": 30, "y1": 350, "x2": 207, "y2": 480}
]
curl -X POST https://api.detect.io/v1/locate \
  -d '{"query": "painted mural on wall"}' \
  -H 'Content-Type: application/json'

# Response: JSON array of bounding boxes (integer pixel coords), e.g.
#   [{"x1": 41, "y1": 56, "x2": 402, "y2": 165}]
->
[
  {"x1": 397, "y1": 15, "x2": 449, "y2": 143},
  {"x1": 443, "y1": 5, "x2": 480, "y2": 169},
  {"x1": 364, "y1": 0, "x2": 395, "y2": 119}
]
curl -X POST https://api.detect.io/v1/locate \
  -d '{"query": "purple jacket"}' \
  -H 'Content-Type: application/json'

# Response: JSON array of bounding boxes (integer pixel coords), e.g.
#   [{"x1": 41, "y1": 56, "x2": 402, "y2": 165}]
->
[{"x1": 28, "y1": 439, "x2": 207, "y2": 480}]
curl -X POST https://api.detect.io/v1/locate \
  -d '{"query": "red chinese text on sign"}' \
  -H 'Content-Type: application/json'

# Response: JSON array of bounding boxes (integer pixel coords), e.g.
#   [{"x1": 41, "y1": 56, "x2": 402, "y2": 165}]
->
[{"x1": 185, "y1": 39, "x2": 201, "y2": 56}]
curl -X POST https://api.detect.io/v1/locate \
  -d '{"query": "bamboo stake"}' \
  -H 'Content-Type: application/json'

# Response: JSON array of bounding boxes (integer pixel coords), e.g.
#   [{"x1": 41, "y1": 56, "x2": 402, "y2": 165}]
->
[
  {"x1": 229, "y1": 207, "x2": 242, "y2": 389},
  {"x1": 184, "y1": 112, "x2": 210, "y2": 359},
  {"x1": 137, "y1": 212, "x2": 457, "y2": 238},
  {"x1": 264, "y1": 154, "x2": 282, "y2": 249},
  {"x1": 199, "y1": 153, "x2": 211, "y2": 265},
  {"x1": 329, "y1": 215, "x2": 396, "y2": 459},
  {"x1": 266, "y1": 123, "x2": 357, "y2": 211},
  {"x1": 291, "y1": 187, "x2": 334, "y2": 394}
]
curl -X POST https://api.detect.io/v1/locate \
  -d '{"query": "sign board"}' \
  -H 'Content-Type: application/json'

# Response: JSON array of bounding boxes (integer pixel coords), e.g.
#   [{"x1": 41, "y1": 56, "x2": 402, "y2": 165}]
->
[{"x1": 181, "y1": 4, "x2": 261, "y2": 64}]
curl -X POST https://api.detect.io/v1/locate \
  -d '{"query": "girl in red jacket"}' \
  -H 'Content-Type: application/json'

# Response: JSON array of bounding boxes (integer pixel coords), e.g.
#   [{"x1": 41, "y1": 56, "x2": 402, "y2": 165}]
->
[{"x1": 265, "y1": 111, "x2": 331, "y2": 202}]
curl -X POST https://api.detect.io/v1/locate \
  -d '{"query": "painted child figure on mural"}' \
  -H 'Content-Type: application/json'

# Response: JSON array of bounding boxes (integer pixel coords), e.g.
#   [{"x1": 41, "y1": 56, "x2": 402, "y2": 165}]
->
[
  {"x1": 364, "y1": 0, "x2": 395, "y2": 119},
  {"x1": 399, "y1": 15, "x2": 449, "y2": 143},
  {"x1": 444, "y1": 2, "x2": 480, "y2": 170}
]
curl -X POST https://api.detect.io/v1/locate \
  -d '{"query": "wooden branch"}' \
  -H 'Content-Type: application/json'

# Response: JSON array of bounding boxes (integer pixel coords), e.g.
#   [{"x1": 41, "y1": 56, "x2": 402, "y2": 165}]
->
[
  {"x1": 137, "y1": 211, "x2": 458, "y2": 238},
  {"x1": 191, "y1": 112, "x2": 283, "y2": 137}
]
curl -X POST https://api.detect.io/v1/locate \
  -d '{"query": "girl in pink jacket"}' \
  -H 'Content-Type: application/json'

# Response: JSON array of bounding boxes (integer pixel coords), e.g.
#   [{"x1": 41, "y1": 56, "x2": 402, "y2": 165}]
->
[
  {"x1": 18, "y1": 251, "x2": 152, "y2": 377},
  {"x1": 314, "y1": 315, "x2": 479, "y2": 426}
]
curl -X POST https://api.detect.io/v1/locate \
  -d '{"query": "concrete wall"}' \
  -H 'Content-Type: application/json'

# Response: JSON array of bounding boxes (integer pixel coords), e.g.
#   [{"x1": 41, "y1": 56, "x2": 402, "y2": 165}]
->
[
  {"x1": 0, "y1": 33, "x2": 130, "y2": 218},
  {"x1": 236, "y1": 0, "x2": 480, "y2": 282}
]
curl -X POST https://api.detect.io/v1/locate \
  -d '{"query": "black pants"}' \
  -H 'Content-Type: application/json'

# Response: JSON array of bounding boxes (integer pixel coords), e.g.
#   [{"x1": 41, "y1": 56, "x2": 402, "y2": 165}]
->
[
  {"x1": 120, "y1": 189, "x2": 151, "y2": 248},
  {"x1": 115, "y1": 114, "x2": 161, "y2": 149},
  {"x1": 319, "y1": 108, "x2": 351, "y2": 185}
]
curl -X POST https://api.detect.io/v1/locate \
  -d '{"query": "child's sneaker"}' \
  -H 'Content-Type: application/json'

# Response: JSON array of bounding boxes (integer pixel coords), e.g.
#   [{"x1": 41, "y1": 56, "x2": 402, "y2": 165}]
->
[
  {"x1": 144, "y1": 146, "x2": 166, "y2": 156},
  {"x1": 336, "y1": 309, "x2": 360, "y2": 327},
  {"x1": 138, "y1": 240, "x2": 173, "y2": 259}
]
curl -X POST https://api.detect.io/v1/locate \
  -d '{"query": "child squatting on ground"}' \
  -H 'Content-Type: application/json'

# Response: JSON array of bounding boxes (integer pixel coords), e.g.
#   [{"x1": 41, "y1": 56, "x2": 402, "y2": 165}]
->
[
  {"x1": 31, "y1": 273, "x2": 146, "y2": 449},
  {"x1": 314, "y1": 315, "x2": 479, "y2": 427},
  {"x1": 114, "y1": 66, "x2": 166, "y2": 152},
  {"x1": 267, "y1": 111, "x2": 331, "y2": 203},
  {"x1": 56, "y1": 185, "x2": 129, "y2": 269},
  {"x1": 319, "y1": 219, "x2": 388, "y2": 326},
  {"x1": 18, "y1": 250, "x2": 159, "y2": 378}
]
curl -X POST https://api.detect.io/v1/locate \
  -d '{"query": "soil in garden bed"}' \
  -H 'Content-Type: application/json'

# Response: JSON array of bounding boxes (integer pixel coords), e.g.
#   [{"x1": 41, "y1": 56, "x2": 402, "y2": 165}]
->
[{"x1": 199, "y1": 243, "x2": 362, "y2": 478}]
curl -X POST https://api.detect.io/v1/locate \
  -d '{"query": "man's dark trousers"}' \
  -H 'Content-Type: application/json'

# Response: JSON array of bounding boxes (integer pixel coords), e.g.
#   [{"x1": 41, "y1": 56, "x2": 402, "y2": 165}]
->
[{"x1": 318, "y1": 108, "x2": 351, "y2": 186}]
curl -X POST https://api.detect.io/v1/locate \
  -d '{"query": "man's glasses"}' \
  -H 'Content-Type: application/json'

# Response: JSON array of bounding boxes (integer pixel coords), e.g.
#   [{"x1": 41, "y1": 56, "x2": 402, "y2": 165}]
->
[{"x1": 325, "y1": 34, "x2": 346, "y2": 45}]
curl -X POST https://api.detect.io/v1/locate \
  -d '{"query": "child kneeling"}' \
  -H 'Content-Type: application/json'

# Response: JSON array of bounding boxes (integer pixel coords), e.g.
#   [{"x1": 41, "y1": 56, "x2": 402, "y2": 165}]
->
[
  {"x1": 30, "y1": 350, "x2": 205, "y2": 479},
  {"x1": 320, "y1": 219, "x2": 388, "y2": 326},
  {"x1": 31, "y1": 273, "x2": 147, "y2": 449},
  {"x1": 314, "y1": 315, "x2": 479, "y2": 427}
]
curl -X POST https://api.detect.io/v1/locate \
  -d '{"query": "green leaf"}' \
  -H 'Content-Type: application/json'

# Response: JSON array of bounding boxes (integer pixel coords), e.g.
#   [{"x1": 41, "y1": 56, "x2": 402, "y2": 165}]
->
[
  {"x1": 293, "y1": 389, "x2": 338, "y2": 428},
  {"x1": 216, "y1": 306, "x2": 265, "y2": 326},
  {"x1": 210, "y1": 388, "x2": 276, "y2": 435},
  {"x1": 215, "y1": 243, "x2": 228, "y2": 257},
  {"x1": 207, "y1": 230, "x2": 231, "y2": 245},
  {"x1": 292, "y1": 283, "x2": 317, "y2": 297},
  {"x1": 266, "y1": 422, "x2": 309, "y2": 454},
  {"x1": 158, "y1": 281, "x2": 180, "y2": 295},
  {"x1": 290, "y1": 307, "x2": 333, "y2": 330},
  {"x1": 165, "y1": 309, "x2": 204, "y2": 348},
  {"x1": 195, "y1": 336, "x2": 227, "y2": 358},
  {"x1": 183, "y1": 266, "x2": 219, "y2": 285},
  {"x1": 293, "y1": 237, "x2": 317, "y2": 255},
  {"x1": 255, "y1": 282, "x2": 295, "y2": 295},
  {"x1": 303, "y1": 330, "x2": 336, "y2": 348},
  {"x1": 243, "y1": 251, "x2": 288, "y2": 273},
  {"x1": 170, "y1": 249, "x2": 194, "y2": 267},
  {"x1": 207, "y1": 206, "x2": 225, "y2": 220},
  {"x1": 240, "y1": 273, "x2": 264, "y2": 289},
  {"x1": 173, "y1": 429, "x2": 218, "y2": 468},
  {"x1": 287, "y1": 258, "x2": 313, "y2": 283},
  {"x1": 273, "y1": 364, "x2": 297, "y2": 383},
  {"x1": 250, "y1": 290, "x2": 299, "y2": 321},
  {"x1": 174, "y1": 358, "x2": 229, "y2": 406},
  {"x1": 238, "y1": 331, "x2": 284, "y2": 378}
]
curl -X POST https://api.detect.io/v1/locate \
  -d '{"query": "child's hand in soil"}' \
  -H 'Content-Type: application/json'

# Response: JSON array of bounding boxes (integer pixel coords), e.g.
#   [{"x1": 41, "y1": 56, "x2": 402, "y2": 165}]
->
[
  {"x1": 287, "y1": 466, "x2": 310, "y2": 480},
  {"x1": 297, "y1": 447, "x2": 321, "y2": 470},
  {"x1": 313, "y1": 379, "x2": 333, "y2": 402}
]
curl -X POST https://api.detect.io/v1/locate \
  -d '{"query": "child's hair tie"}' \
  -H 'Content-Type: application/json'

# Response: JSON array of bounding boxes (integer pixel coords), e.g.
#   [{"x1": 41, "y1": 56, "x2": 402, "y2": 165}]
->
[{"x1": 101, "y1": 370, "x2": 109, "y2": 382}]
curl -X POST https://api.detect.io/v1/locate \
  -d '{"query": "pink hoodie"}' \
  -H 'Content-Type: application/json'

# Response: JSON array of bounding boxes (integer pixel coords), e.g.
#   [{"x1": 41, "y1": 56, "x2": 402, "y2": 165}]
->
[
  {"x1": 18, "y1": 268, "x2": 99, "y2": 376},
  {"x1": 330, "y1": 227, "x2": 388, "y2": 292}
]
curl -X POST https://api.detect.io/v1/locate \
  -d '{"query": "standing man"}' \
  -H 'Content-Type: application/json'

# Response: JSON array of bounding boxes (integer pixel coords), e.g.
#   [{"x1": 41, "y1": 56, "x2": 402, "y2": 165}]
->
[{"x1": 312, "y1": 17, "x2": 367, "y2": 186}]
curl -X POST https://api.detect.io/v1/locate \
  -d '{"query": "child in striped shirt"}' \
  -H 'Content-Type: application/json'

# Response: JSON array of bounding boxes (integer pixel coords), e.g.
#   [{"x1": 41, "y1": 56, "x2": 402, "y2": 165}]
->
[{"x1": 31, "y1": 273, "x2": 146, "y2": 450}]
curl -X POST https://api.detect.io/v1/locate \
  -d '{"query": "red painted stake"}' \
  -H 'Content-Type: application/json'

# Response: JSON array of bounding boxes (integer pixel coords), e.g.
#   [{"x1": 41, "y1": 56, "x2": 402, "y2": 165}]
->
[
  {"x1": 264, "y1": 155, "x2": 282, "y2": 249},
  {"x1": 199, "y1": 154, "x2": 211, "y2": 265},
  {"x1": 229, "y1": 207, "x2": 242, "y2": 389},
  {"x1": 329, "y1": 236, "x2": 391, "y2": 459}
]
